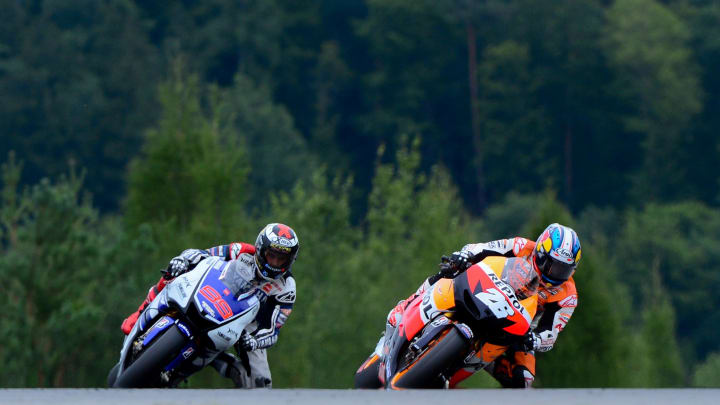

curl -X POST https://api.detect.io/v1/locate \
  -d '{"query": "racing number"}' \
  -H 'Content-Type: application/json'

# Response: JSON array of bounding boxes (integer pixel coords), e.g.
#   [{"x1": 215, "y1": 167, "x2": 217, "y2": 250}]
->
[
  {"x1": 474, "y1": 288, "x2": 514, "y2": 319},
  {"x1": 199, "y1": 285, "x2": 233, "y2": 319}
]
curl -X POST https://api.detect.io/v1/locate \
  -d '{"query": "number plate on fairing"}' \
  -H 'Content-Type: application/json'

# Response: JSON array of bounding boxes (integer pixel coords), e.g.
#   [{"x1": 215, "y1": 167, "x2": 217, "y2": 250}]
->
[{"x1": 194, "y1": 262, "x2": 258, "y2": 324}]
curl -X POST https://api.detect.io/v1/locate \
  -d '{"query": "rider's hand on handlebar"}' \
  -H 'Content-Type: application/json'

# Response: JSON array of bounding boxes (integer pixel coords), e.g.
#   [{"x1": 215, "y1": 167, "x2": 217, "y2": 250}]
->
[
  {"x1": 522, "y1": 331, "x2": 538, "y2": 352},
  {"x1": 239, "y1": 333, "x2": 259, "y2": 351},
  {"x1": 439, "y1": 251, "x2": 471, "y2": 277},
  {"x1": 162, "y1": 256, "x2": 190, "y2": 280}
]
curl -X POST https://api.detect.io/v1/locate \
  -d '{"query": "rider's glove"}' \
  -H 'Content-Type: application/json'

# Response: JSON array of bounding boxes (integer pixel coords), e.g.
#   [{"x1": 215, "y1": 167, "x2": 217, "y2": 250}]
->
[
  {"x1": 439, "y1": 251, "x2": 471, "y2": 277},
  {"x1": 533, "y1": 330, "x2": 556, "y2": 352},
  {"x1": 162, "y1": 256, "x2": 190, "y2": 280},
  {"x1": 523, "y1": 330, "x2": 556, "y2": 352},
  {"x1": 239, "y1": 333, "x2": 259, "y2": 351}
]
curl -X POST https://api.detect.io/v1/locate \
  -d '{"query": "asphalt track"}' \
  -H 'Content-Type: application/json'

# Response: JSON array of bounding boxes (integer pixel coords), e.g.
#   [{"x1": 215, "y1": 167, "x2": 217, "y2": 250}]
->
[{"x1": 1, "y1": 389, "x2": 718, "y2": 405}]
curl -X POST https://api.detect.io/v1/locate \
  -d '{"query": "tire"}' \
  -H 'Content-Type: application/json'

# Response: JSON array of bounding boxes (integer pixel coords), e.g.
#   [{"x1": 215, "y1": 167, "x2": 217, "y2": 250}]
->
[
  {"x1": 354, "y1": 354, "x2": 382, "y2": 389},
  {"x1": 107, "y1": 363, "x2": 119, "y2": 387},
  {"x1": 388, "y1": 327, "x2": 470, "y2": 389},
  {"x1": 113, "y1": 325, "x2": 187, "y2": 388}
]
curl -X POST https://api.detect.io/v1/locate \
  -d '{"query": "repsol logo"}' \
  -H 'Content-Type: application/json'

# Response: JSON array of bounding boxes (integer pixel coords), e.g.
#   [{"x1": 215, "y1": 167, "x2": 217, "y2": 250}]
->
[{"x1": 487, "y1": 271, "x2": 525, "y2": 315}]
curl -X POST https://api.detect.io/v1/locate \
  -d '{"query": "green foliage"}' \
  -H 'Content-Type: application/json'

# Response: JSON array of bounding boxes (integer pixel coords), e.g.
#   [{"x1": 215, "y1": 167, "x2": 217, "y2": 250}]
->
[
  {"x1": 0, "y1": 153, "x2": 155, "y2": 387},
  {"x1": 616, "y1": 202, "x2": 720, "y2": 362},
  {"x1": 603, "y1": 0, "x2": 702, "y2": 202},
  {"x1": 221, "y1": 74, "x2": 317, "y2": 207},
  {"x1": 536, "y1": 251, "x2": 632, "y2": 387},
  {"x1": 3, "y1": 0, "x2": 720, "y2": 389},
  {"x1": 267, "y1": 138, "x2": 472, "y2": 387},
  {"x1": 124, "y1": 65, "x2": 252, "y2": 256},
  {"x1": 478, "y1": 41, "x2": 552, "y2": 201},
  {"x1": 264, "y1": 168, "x2": 358, "y2": 387},
  {"x1": 692, "y1": 352, "x2": 720, "y2": 387},
  {"x1": 0, "y1": 0, "x2": 160, "y2": 209},
  {"x1": 640, "y1": 274, "x2": 685, "y2": 387}
]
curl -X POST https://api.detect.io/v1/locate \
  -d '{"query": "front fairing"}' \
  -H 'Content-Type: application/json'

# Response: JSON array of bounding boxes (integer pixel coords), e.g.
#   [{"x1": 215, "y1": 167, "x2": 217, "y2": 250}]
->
[
  {"x1": 383, "y1": 280, "x2": 457, "y2": 380},
  {"x1": 452, "y1": 259, "x2": 533, "y2": 345},
  {"x1": 116, "y1": 257, "x2": 260, "y2": 377}
]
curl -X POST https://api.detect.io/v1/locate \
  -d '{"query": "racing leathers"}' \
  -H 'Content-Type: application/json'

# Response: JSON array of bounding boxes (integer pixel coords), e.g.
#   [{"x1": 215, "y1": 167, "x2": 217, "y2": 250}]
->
[
  {"x1": 120, "y1": 242, "x2": 296, "y2": 388},
  {"x1": 386, "y1": 237, "x2": 578, "y2": 388}
]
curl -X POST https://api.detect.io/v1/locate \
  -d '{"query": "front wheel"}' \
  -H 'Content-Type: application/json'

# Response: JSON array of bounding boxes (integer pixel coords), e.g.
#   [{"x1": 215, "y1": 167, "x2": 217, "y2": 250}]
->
[
  {"x1": 107, "y1": 363, "x2": 120, "y2": 387},
  {"x1": 113, "y1": 325, "x2": 187, "y2": 388},
  {"x1": 354, "y1": 354, "x2": 382, "y2": 389},
  {"x1": 388, "y1": 327, "x2": 470, "y2": 389}
]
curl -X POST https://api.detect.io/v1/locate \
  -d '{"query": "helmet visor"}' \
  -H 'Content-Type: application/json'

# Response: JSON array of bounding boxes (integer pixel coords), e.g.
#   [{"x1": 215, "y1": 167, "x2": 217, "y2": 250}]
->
[
  {"x1": 265, "y1": 248, "x2": 291, "y2": 269},
  {"x1": 544, "y1": 260, "x2": 575, "y2": 285}
]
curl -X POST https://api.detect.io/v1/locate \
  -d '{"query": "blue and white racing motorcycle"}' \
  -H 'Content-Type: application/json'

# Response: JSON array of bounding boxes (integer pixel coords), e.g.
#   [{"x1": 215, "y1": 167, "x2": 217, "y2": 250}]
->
[{"x1": 108, "y1": 256, "x2": 260, "y2": 387}]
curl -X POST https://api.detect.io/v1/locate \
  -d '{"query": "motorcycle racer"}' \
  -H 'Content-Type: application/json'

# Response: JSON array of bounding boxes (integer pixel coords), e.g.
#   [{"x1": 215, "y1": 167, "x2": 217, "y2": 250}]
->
[
  {"x1": 120, "y1": 223, "x2": 299, "y2": 388},
  {"x1": 384, "y1": 223, "x2": 580, "y2": 388}
]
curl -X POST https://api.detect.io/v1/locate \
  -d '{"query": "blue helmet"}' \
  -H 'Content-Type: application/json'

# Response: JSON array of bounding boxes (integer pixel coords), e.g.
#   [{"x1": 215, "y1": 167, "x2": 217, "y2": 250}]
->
[{"x1": 533, "y1": 223, "x2": 582, "y2": 286}]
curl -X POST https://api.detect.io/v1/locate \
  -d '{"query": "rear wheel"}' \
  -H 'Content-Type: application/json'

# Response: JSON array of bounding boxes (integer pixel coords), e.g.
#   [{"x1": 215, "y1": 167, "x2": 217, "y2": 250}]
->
[
  {"x1": 389, "y1": 327, "x2": 470, "y2": 389},
  {"x1": 113, "y1": 325, "x2": 187, "y2": 388},
  {"x1": 354, "y1": 354, "x2": 382, "y2": 389}
]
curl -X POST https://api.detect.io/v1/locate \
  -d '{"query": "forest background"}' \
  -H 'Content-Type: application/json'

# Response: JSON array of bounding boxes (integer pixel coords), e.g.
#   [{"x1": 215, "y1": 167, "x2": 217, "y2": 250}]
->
[{"x1": 2, "y1": 0, "x2": 720, "y2": 388}]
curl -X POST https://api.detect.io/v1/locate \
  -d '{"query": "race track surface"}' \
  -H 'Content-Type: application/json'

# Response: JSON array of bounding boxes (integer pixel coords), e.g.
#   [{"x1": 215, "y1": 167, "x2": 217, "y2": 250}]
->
[{"x1": 1, "y1": 388, "x2": 717, "y2": 405}]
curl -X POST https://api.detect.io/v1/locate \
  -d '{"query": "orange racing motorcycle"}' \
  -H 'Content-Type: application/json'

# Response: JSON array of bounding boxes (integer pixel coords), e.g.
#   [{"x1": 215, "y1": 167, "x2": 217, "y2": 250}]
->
[{"x1": 354, "y1": 256, "x2": 538, "y2": 389}]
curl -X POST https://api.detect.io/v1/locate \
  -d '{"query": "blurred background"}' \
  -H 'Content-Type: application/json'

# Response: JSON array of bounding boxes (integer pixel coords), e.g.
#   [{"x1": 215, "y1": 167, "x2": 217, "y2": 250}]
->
[{"x1": 2, "y1": 0, "x2": 720, "y2": 388}]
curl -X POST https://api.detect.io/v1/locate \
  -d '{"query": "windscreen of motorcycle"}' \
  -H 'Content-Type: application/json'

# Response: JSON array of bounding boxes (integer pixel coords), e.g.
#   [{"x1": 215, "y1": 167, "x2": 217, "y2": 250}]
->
[
  {"x1": 193, "y1": 260, "x2": 259, "y2": 325},
  {"x1": 219, "y1": 259, "x2": 255, "y2": 298},
  {"x1": 501, "y1": 257, "x2": 539, "y2": 301}
]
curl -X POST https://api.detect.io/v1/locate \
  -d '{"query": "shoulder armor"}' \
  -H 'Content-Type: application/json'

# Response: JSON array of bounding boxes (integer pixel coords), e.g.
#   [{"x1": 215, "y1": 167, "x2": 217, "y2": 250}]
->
[{"x1": 275, "y1": 276, "x2": 296, "y2": 304}]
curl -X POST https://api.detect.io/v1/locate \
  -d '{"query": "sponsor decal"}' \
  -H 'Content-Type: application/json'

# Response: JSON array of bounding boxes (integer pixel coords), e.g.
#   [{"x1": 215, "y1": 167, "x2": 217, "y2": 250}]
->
[
  {"x1": 277, "y1": 291, "x2": 296, "y2": 303},
  {"x1": 431, "y1": 317, "x2": 450, "y2": 327},
  {"x1": 231, "y1": 243, "x2": 242, "y2": 259},
  {"x1": 177, "y1": 323, "x2": 192, "y2": 337},
  {"x1": 270, "y1": 242, "x2": 293, "y2": 251},
  {"x1": 546, "y1": 285, "x2": 561, "y2": 295},
  {"x1": 225, "y1": 328, "x2": 240, "y2": 340},
  {"x1": 513, "y1": 238, "x2": 527, "y2": 255},
  {"x1": 253, "y1": 289, "x2": 268, "y2": 303},
  {"x1": 182, "y1": 347, "x2": 195, "y2": 359},
  {"x1": 555, "y1": 248, "x2": 573, "y2": 261},
  {"x1": 217, "y1": 330, "x2": 232, "y2": 342},
  {"x1": 456, "y1": 323, "x2": 474, "y2": 340},
  {"x1": 483, "y1": 269, "x2": 526, "y2": 317},
  {"x1": 202, "y1": 301, "x2": 216, "y2": 317},
  {"x1": 178, "y1": 285, "x2": 188, "y2": 300},
  {"x1": 199, "y1": 285, "x2": 233, "y2": 319},
  {"x1": 558, "y1": 294, "x2": 578, "y2": 307},
  {"x1": 155, "y1": 317, "x2": 170, "y2": 329},
  {"x1": 421, "y1": 290, "x2": 441, "y2": 322}
]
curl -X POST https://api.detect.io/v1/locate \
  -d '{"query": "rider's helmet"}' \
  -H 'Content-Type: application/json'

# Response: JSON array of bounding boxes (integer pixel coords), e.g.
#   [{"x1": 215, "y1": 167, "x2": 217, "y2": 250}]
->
[
  {"x1": 254, "y1": 223, "x2": 299, "y2": 280},
  {"x1": 533, "y1": 223, "x2": 582, "y2": 286}
]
